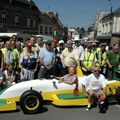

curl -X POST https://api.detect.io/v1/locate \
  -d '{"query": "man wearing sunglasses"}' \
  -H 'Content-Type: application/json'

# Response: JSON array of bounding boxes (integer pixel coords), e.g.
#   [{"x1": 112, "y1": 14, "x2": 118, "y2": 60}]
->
[{"x1": 82, "y1": 66, "x2": 107, "y2": 111}]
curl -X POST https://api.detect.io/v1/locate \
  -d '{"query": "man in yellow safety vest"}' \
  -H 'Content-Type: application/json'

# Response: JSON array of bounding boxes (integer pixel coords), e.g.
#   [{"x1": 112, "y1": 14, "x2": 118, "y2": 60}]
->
[{"x1": 81, "y1": 43, "x2": 97, "y2": 75}]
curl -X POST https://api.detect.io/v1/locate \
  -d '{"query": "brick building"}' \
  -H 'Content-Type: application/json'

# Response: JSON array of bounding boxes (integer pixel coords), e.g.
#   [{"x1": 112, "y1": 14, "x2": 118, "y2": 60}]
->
[
  {"x1": 38, "y1": 12, "x2": 65, "y2": 39},
  {"x1": 0, "y1": 0, "x2": 40, "y2": 34}
]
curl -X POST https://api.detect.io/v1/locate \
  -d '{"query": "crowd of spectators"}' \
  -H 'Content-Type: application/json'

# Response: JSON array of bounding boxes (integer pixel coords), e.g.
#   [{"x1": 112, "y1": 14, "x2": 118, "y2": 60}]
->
[{"x1": 0, "y1": 35, "x2": 120, "y2": 91}]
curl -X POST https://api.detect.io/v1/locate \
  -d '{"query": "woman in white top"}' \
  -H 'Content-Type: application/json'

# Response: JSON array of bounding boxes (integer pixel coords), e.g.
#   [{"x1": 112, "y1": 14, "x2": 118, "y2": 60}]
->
[{"x1": 2, "y1": 63, "x2": 16, "y2": 88}]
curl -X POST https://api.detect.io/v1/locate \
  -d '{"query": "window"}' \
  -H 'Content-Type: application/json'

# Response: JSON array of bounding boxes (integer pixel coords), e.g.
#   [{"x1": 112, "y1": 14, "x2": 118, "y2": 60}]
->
[
  {"x1": 45, "y1": 26, "x2": 48, "y2": 34},
  {"x1": 49, "y1": 27, "x2": 52, "y2": 35},
  {"x1": 33, "y1": 19, "x2": 36, "y2": 27},
  {"x1": 27, "y1": 17, "x2": 30, "y2": 27},
  {"x1": 105, "y1": 23, "x2": 108, "y2": 34},
  {"x1": 15, "y1": 15, "x2": 19, "y2": 25},
  {"x1": 1, "y1": 12, "x2": 6, "y2": 24},
  {"x1": 102, "y1": 24, "x2": 104, "y2": 34},
  {"x1": 53, "y1": 29, "x2": 58, "y2": 36},
  {"x1": 0, "y1": 17, "x2": 2, "y2": 23},
  {"x1": 109, "y1": 22, "x2": 112, "y2": 33},
  {"x1": 40, "y1": 26, "x2": 43, "y2": 34}
]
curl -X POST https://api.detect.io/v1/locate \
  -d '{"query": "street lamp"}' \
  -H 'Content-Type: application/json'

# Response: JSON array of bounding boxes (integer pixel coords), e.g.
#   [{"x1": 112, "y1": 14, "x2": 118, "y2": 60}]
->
[
  {"x1": 108, "y1": 0, "x2": 113, "y2": 45},
  {"x1": 108, "y1": 0, "x2": 113, "y2": 14}
]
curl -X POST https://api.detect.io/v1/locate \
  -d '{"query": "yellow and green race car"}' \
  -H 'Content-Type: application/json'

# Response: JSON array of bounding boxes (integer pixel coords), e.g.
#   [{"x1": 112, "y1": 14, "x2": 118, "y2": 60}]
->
[{"x1": 0, "y1": 74, "x2": 120, "y2": 114}]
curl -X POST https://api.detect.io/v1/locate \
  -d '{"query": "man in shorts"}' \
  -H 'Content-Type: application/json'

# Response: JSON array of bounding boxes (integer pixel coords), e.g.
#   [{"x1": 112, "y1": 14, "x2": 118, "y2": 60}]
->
[{"x1": 82, "y1": 66, "x2": 107, "y2": 111}]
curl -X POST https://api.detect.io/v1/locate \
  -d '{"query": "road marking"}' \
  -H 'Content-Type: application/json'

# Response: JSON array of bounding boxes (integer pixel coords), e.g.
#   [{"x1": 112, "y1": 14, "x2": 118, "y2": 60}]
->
[{"x1": 114, "y1": 105, "x2": 120, "y2": 108}]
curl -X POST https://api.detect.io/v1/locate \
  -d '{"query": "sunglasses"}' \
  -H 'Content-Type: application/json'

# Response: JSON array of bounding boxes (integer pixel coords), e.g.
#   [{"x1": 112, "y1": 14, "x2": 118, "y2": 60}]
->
[{"x1": 94, "y1": 70, "x2": 100, "y2": 72}]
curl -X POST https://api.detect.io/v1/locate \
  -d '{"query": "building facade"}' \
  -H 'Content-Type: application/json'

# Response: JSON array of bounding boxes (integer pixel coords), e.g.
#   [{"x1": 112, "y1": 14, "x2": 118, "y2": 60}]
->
[
  {"x1": 95, "y1": 8, "x2": 120, "y2": 45},
  {"x1": 0, "y1": 0, "x2": 40, "y2": 35},
  {"x1": 38, "y1": 12, "x2": 65, "y2": 39},
  {"x1": 67, "y1": 27, "x2": 80, "y2": 41}
]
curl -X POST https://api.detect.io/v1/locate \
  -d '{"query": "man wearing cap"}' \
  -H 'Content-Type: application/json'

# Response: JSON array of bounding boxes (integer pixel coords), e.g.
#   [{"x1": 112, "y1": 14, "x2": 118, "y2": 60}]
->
[
  {"x1": 81, "y1": 43, "x2": 97, "y2": 75},
  {"x1": 91, "y1": 42, "x2": 100, "y2": 58},
  {"x1": 19, "y1": 41, "x2": 38, "y2": 80},
  {"x1": 57, "y1": 40, "x2": 65, "y2": 55},
  {"x1": 82, "y1": 66, "x2": 107, "y2": 111},
  {"x1": 92, "y1": 42, "x2": 97, "y2": 51},
  {"x1": 23, "y1": 37, "x2": 40, "y2": 55},
  {"x1": 60, "y1": 40, "x2": 80, "y2": 75},
  {"x1": 97, "y1": 43, "x2": 108, "y2": 76},
  {"x1": 74, "y1": 38, "x2": 84, "y2": 63}
]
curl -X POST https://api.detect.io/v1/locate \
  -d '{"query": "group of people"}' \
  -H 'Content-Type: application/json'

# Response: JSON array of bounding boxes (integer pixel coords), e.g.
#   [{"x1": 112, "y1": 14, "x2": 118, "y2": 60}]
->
[{"x1": 0, "y1": 34, "x2": 120, "y2": 112}]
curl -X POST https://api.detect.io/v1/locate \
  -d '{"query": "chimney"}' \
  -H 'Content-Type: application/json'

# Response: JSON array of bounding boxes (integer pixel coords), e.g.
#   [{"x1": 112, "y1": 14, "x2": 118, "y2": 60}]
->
[
  {"x1": 55, "y1": 12, "x2": 58, "y2": 20},
  {"x1": 48, "y1": 12, "x2": 54, "y2": 19},
  {"x1": 48, "y1": 12, "x2": 59, "y2": 20}
]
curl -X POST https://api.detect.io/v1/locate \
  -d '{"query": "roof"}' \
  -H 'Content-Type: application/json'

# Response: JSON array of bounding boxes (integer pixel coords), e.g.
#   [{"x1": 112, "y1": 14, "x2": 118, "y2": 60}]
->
[
  {"x1": 40, "y1": 12, "x2": 64, "y2": 28},
  {"x1": 101, "y1": 7, "x2": 120, "y2": 22},
  {"x1": 101, "y1": 13, "x2": 113, "y2": 22},
  {"x1": 15, "y1": 0, "x2": 36, "y2": 6},
  {"x1": 40, "y1": 13, "x2": 54, "y2": 24},
  {"x1": 114, "y1": 7, "x2": 120, "y2": 14}
]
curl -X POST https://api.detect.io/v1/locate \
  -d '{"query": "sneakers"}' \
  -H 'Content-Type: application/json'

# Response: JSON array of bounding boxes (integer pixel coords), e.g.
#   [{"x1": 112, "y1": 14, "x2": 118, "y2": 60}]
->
[{"x1": 86, "y1": 105, "x2": 91, "y2": 111}]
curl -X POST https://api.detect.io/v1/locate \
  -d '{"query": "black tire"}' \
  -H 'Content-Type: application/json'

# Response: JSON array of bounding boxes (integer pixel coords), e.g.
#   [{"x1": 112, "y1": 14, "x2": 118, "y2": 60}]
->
[
  {"x1": 115, "y1": 87, "x2": 120, "y2": 103},
  {"x1": 19, "y1": 90, "x2": 43, "y2": 114}
]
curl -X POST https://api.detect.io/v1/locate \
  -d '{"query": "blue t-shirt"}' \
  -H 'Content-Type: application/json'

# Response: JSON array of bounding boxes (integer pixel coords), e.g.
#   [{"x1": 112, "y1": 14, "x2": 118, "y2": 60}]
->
[{"x1": 39, "y1": 47, "x2": 55, "y2": 66}]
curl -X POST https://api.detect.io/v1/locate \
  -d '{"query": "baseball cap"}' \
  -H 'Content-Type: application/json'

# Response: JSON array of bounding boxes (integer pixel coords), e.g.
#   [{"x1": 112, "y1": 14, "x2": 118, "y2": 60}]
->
[
  {"x1": 74, "y1": 38, "x2": 79, "y2": 41},
  {"x1": 100, "y1": 43, "x2": 106, "y2": 47},
  {"x1": 59, "y1": 40, "x2": 64, "y2": 44},
  {"x1": 26, "y1": 41, "x2": 32, "y2": 48},
  {"x1": 92, "y1": 42, "x2": 97, "y2": 46}
]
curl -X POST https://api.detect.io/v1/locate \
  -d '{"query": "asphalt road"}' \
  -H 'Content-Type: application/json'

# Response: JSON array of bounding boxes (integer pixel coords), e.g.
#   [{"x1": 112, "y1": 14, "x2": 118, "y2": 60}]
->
[{"x1": 0, "y1": 103, "x2": 120, "y2": 120}]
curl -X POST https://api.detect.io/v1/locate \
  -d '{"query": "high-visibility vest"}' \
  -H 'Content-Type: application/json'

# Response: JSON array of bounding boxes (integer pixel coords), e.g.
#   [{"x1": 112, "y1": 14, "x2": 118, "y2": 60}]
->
[
  {"x1": 13, "y1": 49, "x2": 23, "y2": 60},
  {"x1": 13, "y1": 49, "x2": 23, "y2": 68},
  {"x1": 1, "y1": 48, "x2": 6, "y2": 64},
  {"x1": 1, "y1": 48, "x2": 18, "y2": 66},
  {"x1": 97, "y1": 50, "x2": 107, "y2": 66},
  {"x1": 83, "y1": 50, "x2": 95, "y2": 69}
]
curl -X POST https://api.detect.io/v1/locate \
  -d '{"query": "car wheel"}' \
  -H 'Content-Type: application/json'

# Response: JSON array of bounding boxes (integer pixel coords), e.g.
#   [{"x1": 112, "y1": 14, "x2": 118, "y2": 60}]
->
[
  {"x1": 115, "y1": 87, "x2": 120, "y2": 103},
  {"x1": 19, "y1": 90, "x2": 43, "y2": 114}
]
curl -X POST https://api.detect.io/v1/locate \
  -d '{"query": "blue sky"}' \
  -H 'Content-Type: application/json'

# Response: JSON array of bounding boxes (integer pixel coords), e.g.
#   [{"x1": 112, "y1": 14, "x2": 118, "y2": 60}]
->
[{"x1": 34, "y1": 0, "x2": 120, "y2": 29}]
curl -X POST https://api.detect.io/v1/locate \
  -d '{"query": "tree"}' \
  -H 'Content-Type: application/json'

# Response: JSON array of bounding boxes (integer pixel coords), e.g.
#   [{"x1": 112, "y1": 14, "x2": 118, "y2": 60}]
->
[{"x1": 76, "y1": 27, "x2": 86, "y2": 37}]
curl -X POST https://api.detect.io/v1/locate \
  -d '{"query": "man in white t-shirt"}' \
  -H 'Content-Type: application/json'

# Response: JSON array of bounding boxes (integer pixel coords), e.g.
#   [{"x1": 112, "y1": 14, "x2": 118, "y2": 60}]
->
[
  {"x1": 82, "y1": 66, "x2": 106, "y2": 111},
  {"x1": 74, "y1": 39, "x2": 84, "y2": 61}
]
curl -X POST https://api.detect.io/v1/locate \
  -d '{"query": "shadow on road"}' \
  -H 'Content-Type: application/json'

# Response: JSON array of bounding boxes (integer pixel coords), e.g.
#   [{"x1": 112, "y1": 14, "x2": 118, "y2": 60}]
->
[
  {"x1": 0, "y1": 106, "x2": 48, "y2": 114},
  {"x1": 0, "y1": 109, "x2": 20, "y2": 114}
]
